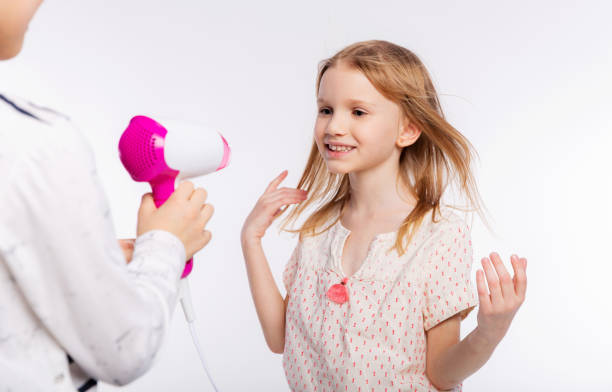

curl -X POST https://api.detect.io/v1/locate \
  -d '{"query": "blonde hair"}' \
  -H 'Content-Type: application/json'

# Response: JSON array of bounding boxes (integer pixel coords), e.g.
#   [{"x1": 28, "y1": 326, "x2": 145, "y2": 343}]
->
[{"x1": 279, "y1": 40, "x2": 491, "y2": 255}]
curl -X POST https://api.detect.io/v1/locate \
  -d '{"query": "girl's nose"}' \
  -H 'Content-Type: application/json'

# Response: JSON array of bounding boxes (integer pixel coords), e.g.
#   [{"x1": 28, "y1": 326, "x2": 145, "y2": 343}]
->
[
  {"x1": 327, "y1": 127, "x2": 348, "y2": 136},
  {"x1": 326, "y1": 116, "x2": 348, "y2": 136}
]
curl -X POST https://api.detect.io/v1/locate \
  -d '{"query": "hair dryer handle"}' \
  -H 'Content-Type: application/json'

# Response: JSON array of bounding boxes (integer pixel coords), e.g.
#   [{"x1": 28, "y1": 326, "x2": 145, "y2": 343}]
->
[
  {"x1": 150, "y1": 176, "x2": 193, "y2": 278},
  {"x1": 151, "y1": 178, "x2": 177, "y2": 208},
  {"x1": 182, "y1": 259, "x2": 193, "y2": 278}
]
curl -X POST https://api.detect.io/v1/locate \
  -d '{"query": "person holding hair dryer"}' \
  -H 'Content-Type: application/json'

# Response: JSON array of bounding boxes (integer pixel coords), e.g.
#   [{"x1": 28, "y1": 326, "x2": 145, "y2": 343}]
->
[{"x1": 0, "y1": 1, "x2": 214, "y2": 391}]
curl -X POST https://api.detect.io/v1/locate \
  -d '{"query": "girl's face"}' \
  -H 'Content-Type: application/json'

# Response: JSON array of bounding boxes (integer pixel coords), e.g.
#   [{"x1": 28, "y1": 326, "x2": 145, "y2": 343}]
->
[
  {"x1": 0, "y1": 0, "x2": 43, "y2": 60},
  {"x1": 314, "y1": 63, "x2": 410, "y2": 175}
]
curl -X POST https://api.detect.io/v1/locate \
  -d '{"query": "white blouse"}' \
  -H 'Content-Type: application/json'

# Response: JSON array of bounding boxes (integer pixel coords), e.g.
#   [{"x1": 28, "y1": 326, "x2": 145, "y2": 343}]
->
[
  {"x1": 282, "y1": 207, "x2": 477, "y2": 391},
  {"x1": 0, "y1": 93, "x2": 186, "y2": 392}
]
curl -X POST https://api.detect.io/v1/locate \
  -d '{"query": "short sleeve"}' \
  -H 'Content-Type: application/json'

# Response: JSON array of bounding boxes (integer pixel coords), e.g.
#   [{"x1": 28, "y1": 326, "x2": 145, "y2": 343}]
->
[
  {"x1": 422, "y1": 219, "x2": 477, "y2": 331},
  {"x1": 282, "y1": 240, "x2": 302, "y2": 295}
]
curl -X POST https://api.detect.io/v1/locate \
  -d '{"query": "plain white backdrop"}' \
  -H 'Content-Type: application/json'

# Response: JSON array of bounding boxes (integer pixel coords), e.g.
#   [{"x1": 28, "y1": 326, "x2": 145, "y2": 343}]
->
[{"x1": 1, "y1": 0, "x2": 611, "y2": 390}]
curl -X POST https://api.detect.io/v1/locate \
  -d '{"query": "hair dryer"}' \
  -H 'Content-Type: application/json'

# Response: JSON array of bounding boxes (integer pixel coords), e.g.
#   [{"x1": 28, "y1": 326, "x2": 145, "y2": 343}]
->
[
  {"x1": 118, "y1": 115, "x2": 229, "y2": 391},
  {"x1": 118, "y1": 115, "x2": 230, "y2": 278}
]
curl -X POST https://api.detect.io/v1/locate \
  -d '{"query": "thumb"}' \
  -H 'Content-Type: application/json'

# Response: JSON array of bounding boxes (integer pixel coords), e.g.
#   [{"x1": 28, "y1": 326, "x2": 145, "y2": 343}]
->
[{"x1": 138, "y1": 193, "x2": 156, "y2": 217}]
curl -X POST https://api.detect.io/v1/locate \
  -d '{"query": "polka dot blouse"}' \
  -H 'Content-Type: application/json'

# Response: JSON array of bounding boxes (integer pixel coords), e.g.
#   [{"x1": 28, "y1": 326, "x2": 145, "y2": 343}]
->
[{"x1": 282, "y1": 206, "x2": 477, "y2": 392}]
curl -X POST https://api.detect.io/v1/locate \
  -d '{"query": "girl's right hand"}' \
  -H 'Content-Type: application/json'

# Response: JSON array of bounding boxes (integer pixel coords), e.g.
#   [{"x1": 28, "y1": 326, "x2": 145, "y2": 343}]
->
[{"x1": 241, "y1": 170, "x2": 307, "y2": 245}]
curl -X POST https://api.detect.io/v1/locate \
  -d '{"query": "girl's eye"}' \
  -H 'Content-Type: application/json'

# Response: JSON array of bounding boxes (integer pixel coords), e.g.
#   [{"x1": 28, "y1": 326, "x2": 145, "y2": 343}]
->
[
  {"x1": 319, "y1": 107, "x2": 332, "y2": 115},
  {"x1": 353, "y1": 109, "x2": 366, "y2": 117}
]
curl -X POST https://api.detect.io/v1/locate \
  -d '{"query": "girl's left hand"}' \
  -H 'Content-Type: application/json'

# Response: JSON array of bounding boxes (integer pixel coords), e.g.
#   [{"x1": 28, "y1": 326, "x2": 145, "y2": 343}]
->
[
  {"x1": 476, "y1": 252, "x2": 527, "y2": 345},
  {"x1": 118, "y1": 239, "x2": 135, "y2": 263}
]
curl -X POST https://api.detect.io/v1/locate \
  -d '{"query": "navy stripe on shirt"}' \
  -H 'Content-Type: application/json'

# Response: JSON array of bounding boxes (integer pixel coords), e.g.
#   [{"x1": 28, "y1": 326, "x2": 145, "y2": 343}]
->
[
  {"x1": 67, "y1": 354, "x2": 98, "y2": 392},
  {"x1": 78, "y1": 379, "x2": 98, "y2": 392},
  {"x1": 0, "y1": 94, "x2": 43, "y2": 121}
]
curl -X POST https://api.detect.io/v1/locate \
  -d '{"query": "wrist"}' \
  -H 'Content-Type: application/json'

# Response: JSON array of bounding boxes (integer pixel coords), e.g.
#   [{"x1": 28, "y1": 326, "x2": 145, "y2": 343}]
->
[
  {"x1": 241, "y1": 234, "x2": 262, "y2": 249},
  {"x1": 469, "y1": 326, "x2": 501, "y2": 354}
]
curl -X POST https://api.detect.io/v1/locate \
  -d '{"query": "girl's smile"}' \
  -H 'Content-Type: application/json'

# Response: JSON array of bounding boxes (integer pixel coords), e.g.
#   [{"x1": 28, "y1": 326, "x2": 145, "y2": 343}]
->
[{"x1": 324, "y1": 141, "x2": 356, "y2": 158}]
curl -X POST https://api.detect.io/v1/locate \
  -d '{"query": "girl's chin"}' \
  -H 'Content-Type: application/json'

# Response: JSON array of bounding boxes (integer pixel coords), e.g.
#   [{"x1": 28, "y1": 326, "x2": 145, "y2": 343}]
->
[{"x1": 325, "y1": 163, "x2": 352, "y2": 175}]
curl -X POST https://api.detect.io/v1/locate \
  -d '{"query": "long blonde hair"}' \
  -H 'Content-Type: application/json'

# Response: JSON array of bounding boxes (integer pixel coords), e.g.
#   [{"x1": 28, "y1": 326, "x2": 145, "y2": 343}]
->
[{"x1": 279, "y1": 40, "x2": 491, "y2": 255}]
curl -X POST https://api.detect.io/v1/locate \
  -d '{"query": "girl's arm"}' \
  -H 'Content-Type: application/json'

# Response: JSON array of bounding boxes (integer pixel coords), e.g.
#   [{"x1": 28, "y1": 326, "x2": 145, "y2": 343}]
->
[
  {"x1": 426, "y1": 253, "x2": 528, "y2": 390},
  {"x1": 241, "y1": 170, "x2": 307, "y2": 353},
  {"x1": 241, "y1": 237, "x2": 290, "y2": 353}
]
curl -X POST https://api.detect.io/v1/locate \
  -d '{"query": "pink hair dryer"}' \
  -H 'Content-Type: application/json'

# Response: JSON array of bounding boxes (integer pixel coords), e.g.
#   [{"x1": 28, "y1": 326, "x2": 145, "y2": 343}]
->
[{"x1": 118, "y1": 115, "x2": 231, "y2": 278}]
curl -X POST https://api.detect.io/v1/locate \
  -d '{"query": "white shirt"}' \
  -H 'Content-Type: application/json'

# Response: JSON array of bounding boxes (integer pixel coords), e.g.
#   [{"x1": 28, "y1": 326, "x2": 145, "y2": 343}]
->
[
  {"x1": 0, "y1": 93, "x2": 186, "y2": 392},
  {"x1": 282, "y1": 207, "x2": 477, "y2": 391}
]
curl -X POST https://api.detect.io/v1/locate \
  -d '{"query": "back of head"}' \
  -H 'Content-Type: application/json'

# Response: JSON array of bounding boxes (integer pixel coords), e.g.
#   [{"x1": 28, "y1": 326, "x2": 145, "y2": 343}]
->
[{"x1": 281, "y1": 40, "x2": 490, "y2": 254}]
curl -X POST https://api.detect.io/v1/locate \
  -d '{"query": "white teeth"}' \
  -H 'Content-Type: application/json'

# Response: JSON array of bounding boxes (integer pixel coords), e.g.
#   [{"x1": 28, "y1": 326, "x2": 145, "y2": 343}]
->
[{"x1": 328, "y1": 144, "x2": 354, "y2": 152}]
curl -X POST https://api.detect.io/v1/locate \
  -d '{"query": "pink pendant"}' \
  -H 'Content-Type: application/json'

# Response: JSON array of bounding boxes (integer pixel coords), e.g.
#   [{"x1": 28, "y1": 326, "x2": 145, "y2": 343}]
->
[{"x1": 327, "y1": 277, "x2": 349, "y2": 304}]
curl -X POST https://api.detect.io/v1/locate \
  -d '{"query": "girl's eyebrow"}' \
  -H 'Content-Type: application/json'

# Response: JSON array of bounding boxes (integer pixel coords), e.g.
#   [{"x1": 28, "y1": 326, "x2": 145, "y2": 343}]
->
[
  {"x1": 346, "y1": 99, "x2": 375, "y2": 108},
  {"x1": 317, "y1": 98, "x2": 376, "y2": 108}
]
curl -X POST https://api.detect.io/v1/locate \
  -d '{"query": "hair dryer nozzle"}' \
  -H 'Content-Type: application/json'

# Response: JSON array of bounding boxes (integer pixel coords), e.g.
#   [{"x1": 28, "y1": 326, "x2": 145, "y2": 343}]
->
[{"x1": 218, "y1": 134, "x2": 231, "y2": 171}]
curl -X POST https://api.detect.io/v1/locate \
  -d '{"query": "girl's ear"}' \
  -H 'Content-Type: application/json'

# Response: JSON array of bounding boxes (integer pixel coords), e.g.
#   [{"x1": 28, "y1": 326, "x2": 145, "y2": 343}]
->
[{"x1": 396, "y1": 117, "x2": 421, "y2": 148}]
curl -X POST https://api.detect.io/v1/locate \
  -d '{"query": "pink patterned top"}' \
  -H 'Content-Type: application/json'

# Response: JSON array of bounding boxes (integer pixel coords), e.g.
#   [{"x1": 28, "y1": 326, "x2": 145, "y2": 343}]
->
[{"x1": 282, "y1": 206, "x2": 477, "y2": 392}]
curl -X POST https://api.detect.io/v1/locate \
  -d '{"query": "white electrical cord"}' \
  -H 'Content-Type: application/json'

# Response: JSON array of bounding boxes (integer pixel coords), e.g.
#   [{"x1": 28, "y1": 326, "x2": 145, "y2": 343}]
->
[{"x1": 179, "y1": 279, "x2": 219, "y2": 392}]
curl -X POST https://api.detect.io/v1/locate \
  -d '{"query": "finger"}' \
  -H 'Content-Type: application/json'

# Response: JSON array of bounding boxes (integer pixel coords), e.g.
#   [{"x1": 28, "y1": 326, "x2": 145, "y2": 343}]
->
[
  {"x1": 118, "y1": 239, "x2": 135, "y2": 247},
  {"x1": 489, "y1": 252, "x2": 514, "y2": 299},
  {"x1": 511, "y1": 255, "x2": 519, "y2": 288},
  {"x1": 275, "y1": 187, "x2": 307, "y2": 193},
  {"x1": 266, "y1": 188, "x2": 308, "y2": 201},
  {"x1": 267, "y1": 195, "x2": 308, "y2": 213},
  {"x1": 512, "y1": 256, "x2": 527, "y2": 300},
  {"x1": 199, "y1": 203, "x2": 215, "y2": 225},
  {"x1": 476, "y1": 269, "x2": 492, "y2": 311},
  {"x1": 138, "y1": 193, "x2": 156, "y2": 217},
  {"x1": 189, "y1": 187, "x2": 208, "y2": 204},
  {"x1": 272, "y1": 205, "x2": 288, "y2": 218},
  {"x1": 200, "y1": 230, "x2": 212, "y2": 248},
  {"x1": 118, "y1": 239, "x2": 135, "y2": 263},
  {"x1": 266, "y1": 194, "x2": 307, "y2": 218},
  {"x1": 264, "y1": 170, "x2": 288, "y2": 194},
  {"x1": 266, "y1": 188, "x2": 308, "y2": 200},
  {"x1": 271, "y1": 205, "x2": 300, "y2": 221},
  {"x1": 482, "y1": 257, "x2": 503, "y2": 304},
  {"x1": 169, "y1": 180, "x2": 195, "y2": 202}
]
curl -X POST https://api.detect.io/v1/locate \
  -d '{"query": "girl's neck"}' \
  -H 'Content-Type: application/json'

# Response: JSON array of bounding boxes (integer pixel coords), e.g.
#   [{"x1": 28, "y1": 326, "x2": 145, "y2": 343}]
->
[{"x1": 344, "y1": 158, "x2": 416, "y2": 227}]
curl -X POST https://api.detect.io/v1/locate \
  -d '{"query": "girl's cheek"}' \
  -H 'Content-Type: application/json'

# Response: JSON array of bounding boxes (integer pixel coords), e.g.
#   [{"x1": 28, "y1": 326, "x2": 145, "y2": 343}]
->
[{"x1": 314, "y1": 124, "x2": 326, "y2": 142}]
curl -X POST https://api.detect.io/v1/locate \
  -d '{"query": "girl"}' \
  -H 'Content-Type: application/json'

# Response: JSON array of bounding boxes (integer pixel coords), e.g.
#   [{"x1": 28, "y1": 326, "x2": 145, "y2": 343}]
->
[
  {"x1": 242, "y1": 40, "x2": 527, "y2": 391},
  {"x1": 0, "y1": 1, "x2": 214, "y2": 391}
]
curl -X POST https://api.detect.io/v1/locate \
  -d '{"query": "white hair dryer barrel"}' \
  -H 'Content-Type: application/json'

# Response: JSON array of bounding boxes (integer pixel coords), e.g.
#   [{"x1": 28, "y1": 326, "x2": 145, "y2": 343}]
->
[{"x1": 164, "y1": 119, "x2": 231, "y2": 181}]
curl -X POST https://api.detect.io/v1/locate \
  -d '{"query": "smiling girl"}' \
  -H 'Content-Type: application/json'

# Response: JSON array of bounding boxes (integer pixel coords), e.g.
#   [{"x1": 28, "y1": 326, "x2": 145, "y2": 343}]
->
[{"x1": 241, "y1": 40, "x2": 527, "y2": 392}]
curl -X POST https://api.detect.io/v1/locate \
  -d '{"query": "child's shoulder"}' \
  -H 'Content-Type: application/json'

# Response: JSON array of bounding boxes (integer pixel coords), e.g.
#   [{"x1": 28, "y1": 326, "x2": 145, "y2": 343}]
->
[
  {"x1": 1, "y1": 93, "x2": 82, "y2": 165},
  {"x1": 425, "y1": 205, "x2": 472, "y2": 242}
]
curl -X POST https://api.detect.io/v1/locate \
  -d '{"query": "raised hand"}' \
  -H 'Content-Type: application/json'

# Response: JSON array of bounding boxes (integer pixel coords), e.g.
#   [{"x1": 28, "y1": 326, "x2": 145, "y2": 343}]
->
[
  {"x1": 241, "y1": 170, "x2": 307, "y2": 245},
  {"x1": 475, "y1": 252, "x2": 527, "y2": 344}
]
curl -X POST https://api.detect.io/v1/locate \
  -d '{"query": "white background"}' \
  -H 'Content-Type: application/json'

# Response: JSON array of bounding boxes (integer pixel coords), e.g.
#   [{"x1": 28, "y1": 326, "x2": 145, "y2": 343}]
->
[{"x1": 2, "y1": 0, "x2": 611, "y2": 390}]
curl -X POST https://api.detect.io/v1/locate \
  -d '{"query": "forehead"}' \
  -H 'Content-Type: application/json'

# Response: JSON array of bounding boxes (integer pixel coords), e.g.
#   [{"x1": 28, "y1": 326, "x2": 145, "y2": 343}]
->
[{"x1": 317, "y1": 64, "x2": 385, "y2": 105}]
